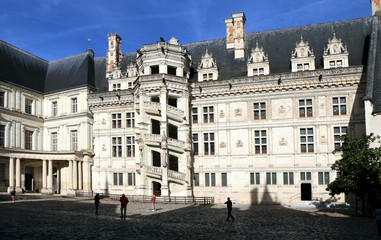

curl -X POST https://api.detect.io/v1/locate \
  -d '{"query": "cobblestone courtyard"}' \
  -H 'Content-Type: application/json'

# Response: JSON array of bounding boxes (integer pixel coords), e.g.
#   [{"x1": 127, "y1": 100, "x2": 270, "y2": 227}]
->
[{"x1": 0, "y1": 197, "x2": 378, "y2": 239}]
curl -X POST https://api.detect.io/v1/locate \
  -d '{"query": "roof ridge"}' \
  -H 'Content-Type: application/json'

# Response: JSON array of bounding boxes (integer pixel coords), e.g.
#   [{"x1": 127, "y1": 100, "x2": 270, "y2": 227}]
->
[
  {"x1": 0, "y1": 40, "x2": 48, "y2": 63},
  {"x1": 48, "y1": 51, "x2": 91, "y2": 64}
]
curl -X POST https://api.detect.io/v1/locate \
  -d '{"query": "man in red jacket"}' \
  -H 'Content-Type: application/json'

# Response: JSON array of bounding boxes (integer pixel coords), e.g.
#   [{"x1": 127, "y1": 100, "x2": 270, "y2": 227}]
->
[{"x1": 120, "y1": 194, "x2": 129, "y2": 219}]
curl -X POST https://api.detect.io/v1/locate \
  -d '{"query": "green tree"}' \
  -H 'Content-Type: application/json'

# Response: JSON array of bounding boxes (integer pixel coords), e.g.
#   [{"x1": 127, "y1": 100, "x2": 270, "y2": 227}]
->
[{"x1": 327, "y1": 134, "x2": 381, "y2": 215}]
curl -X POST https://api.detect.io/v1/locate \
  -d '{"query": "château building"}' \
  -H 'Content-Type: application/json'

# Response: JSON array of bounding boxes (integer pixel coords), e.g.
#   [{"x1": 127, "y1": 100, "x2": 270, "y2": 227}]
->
[{"x1": 1, "y1": 2, "x2": 381, "y2": 204}]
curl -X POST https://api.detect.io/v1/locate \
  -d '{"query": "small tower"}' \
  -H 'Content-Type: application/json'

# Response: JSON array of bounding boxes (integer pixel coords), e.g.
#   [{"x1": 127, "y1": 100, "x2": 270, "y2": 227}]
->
[
  {"x1": 106, "y1": 33, "x2": 123, "y2": 75},
  {"x1": 225, "y1": 12, "x2": 246, "y2": 59}
]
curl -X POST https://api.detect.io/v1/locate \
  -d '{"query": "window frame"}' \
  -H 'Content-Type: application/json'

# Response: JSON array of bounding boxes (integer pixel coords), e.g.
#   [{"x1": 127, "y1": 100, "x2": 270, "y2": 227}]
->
[
  {"x1": 300, "y1": 128, "x2": 314, "y2": 153},
  {"x1": 254, "y1": 130, "x2": 267, "y2": 154},
  {"x1": 203, "y1": 132, "x2": 215, "y2": 155}
]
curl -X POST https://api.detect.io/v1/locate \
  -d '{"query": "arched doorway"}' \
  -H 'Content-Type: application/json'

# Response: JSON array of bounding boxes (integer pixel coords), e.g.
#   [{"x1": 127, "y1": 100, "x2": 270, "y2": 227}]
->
[{"x1": 152, "y1": 181, "x2": 161, "y2": 196}]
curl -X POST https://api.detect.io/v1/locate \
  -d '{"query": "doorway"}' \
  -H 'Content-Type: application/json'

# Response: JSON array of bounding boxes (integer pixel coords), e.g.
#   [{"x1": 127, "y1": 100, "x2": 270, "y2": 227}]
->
[
  {"x1": 153, "y1": 181, "x2": 161, "y2": 196},
  {"x1": 301, "y1": 183, "x2": 312, "y2": 200}
]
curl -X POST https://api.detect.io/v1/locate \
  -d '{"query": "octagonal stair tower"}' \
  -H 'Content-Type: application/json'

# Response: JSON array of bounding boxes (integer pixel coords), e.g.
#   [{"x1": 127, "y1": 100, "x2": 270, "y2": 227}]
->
[{"x1": 134, "y1": 37, "x2": 193, "y2": 197}]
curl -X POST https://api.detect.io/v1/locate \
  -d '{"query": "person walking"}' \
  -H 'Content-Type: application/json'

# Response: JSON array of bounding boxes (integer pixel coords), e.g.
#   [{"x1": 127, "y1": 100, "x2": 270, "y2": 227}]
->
[
  {"x1": 94, "y1": 193, "x2": 101, "y2": 215},
  {"x1": 120, "y1": 194, "x2": 129, "y2": 219},
  {"x1": 151, "y1": 194, "x2": 156, "y2": 211},
  {"x1": 224, "y1": 197, "x2": 235, "y2": 221},
  {"x1": 10, "y1": 188, "x2": 16, "y2": 203}
]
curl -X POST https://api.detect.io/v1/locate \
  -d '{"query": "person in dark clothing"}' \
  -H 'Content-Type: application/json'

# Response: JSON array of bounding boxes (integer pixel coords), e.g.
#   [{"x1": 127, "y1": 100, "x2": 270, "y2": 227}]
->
[
  {"x1": 10, "y1": 188, "x2": 16, "y2": 203},
  {"x1": 94, "y1": 193, "x2": 101, "y2": 215},
  {"x1": 120, "y1": 194, "x2": 129, "y2": 219},
  {"x1": 224, "y1": 197, "x2": 235, "y2": 221}
]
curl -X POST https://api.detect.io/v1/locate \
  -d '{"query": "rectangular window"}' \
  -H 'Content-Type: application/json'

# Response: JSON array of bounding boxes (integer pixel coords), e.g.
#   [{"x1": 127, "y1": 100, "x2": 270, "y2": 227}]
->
[
  {"x1": 25, "y1": 130, "x2": 33, "y2": 150},
  {"x1": 205, "y1": 173, "x2": 210, "y2": 187},
  {"x1": 113, "y1": 83, "x2": 121, "y2": 91},
  {"x1": 330, "y1": 61, "x2": 335, "y2": 67},
  {"x1": 113, "y1": 173, "x2": 123, "y2": 186},
  {"x1": 266, "y1": 172, "x2": 277, "y2": 185},
  {"x1": 25, "y1": 98, "x2": 33, "y2": 114},
  {"x1": 112, "y1": 113, "x2": 122, "y2": 128},
  {"x1": 283, "y1": 172, "x2": 294, "y2": 185},
  {"x1": 126, "y1": 136, "x2": 135, "y2": 157},
  {"x1": 203, "y1": 132, "x2": 215, "y2": 155},
  {"x1": 304, "y1": 63, "x2": 309, "y2": 70},
  {"x1": 71, "y1": 130, "x2": 78, "y2": 151},
  {"x1": 297, "y1": 64, "x2": 303, "y2": 70},
  {"x1": 112, "y1": 137, "x2": 122, "y2": 157},
  {"x1": 299, "y1": 99, "x2": 313, "y2": 117},
  {"x1": 332, "y1": 97, "x2": 347, "y2": 115},
  {"x1": 51, "y1": 132, "x2": 57, "y2": 151},
  {"x1": 192, "y1": 107, "x2": 198, "y2": 124},
  {"x1": 300, "y1": 128, "x2": 314, "y2": 153},
  {"x1": 52, "y1": 101, "x2": 58, "y2": 116},
  {"x1": 318, "y1": 172, "x2": 330, "y2": 185},
  {"x1": 192, "y1": 133, "x2": 199, "y2": 155},
  {"x1": 0, "y1": 91, "x2": 4, "y2": 107},
  {"x1": 126, "y1": 112, "x2": 135, "y2": 128},
  {"x1": 127, "y1": 173, "x2": 135, "y2": 186},
  {"x1": 334, "y1": 126, "x2": 347, "y2": 150},
  {"x1": 254, "y1": 130, "x2": 267, "y2": 154},
  {"x1": 194, "y1": 173, "x2": 199, "y2": 187},
  {"x1": 300, "y1": 172, "x2": 312, "y2": 181},
  {"x1": 204, "y1": 173, "x2": 216, "y2": 187},
  {"x1": 71, "y1": 98, "x2": 78, "y2": 113},
  {"x1": 203, "y1": 106, "x2": 214, "y2": 123},
  {"x1": 250, "y1": 172, "x2": 260, "y2": 185},
  {"x1": 203, "y1": 74, "x2": 207, "y2": 80},
  {"x1": 221, "y1": 173, "x2": 227, "y2": 187},
  {"x1": 337, "y1": 60, "x2": 343, "y2": 67},
  {"x1": 0, "y1": 124, "x2": 5, "y2": 147},
  {"x1": 253, "y1": 102, "x2": 266, "y2": 120}
]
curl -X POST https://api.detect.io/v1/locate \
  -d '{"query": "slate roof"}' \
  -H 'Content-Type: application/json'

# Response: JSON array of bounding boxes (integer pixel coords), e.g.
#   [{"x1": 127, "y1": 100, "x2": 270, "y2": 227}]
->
[
  {"x1": 0, "y1": 40, "x2": 47, "y2": 92},
  {"x1": 1, "y1": 16, "x2": 380, "y2": 113},
  {"x1": 365, "y1": 17, "x2": 381, "y2": 114}
]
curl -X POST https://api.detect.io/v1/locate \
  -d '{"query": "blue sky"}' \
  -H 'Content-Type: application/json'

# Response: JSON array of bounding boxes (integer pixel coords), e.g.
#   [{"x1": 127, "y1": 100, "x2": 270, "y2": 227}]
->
[{"x1": 0, "y1": 0, "x2": 371, "y2": 61}]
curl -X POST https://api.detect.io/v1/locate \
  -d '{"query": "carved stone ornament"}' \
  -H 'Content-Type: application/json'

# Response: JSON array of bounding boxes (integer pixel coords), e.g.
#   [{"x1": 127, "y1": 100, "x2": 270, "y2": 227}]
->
[
  {"x1": 102, "y1": 119, "x2": 106, "y2": 125},
  {"x1": 235, "y1": 108, "x2": 242, "y2": 116},
  {"x1": 102, "y1": 144, "x2": 106, "y2": 151},
  {"x1": 279, "y1": 138, "x2": 287, "y2": 146},
  {"x1": 279, "y1": 106, "x2": 286, "y2": 114},
  {"x1": 236, "y1": 140, "x2": 243, "y2": 148},
  {"x1": 320, "y1": 136, "x2": 326, "y2": 144},
  {"x1": 198, "y1": 49, "x2": 217, "y2": 69},
  {"x1": 248, "y1": 41, "x2": 268, "y2": 63},
  {"x1": 219, "y1": 110, "x2": 225, "y2": 118},
  {"x1": 324, "y1": 33, "x2": 348, "y2": 55},
  {"x1": 219, "y1": 142, "x2": 226, "y2": 148},
  {"x1": 291, "y1": 36, "x2": 314, "y2": 58}
]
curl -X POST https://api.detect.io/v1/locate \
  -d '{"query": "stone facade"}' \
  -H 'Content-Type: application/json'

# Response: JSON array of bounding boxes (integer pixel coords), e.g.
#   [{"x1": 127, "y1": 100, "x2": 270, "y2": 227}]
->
[{"x1": 1, "y1": 3, "x2": 381, "y2": 205}]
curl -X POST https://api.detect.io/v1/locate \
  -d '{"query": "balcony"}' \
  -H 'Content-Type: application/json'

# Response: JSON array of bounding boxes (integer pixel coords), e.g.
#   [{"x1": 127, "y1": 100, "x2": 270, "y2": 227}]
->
[
  {"x1": 143, "y1": 101, "x2": 185, "y2": 122},
  {"x1": 144, "y1": 165, "x2": 187, "y2": 184}
]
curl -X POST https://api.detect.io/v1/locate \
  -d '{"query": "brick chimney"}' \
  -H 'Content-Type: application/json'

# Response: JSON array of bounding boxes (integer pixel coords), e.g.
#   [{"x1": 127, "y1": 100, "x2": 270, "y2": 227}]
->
[
  {"x1": 225, "y1": 12, "x2": 246, "y2": 59},
  {"x1": 106, "y1": 33, "x2": 123, "y2": 74},
  {"x1": 371, "y1": 0, "x2": 381, "y2": 17}
]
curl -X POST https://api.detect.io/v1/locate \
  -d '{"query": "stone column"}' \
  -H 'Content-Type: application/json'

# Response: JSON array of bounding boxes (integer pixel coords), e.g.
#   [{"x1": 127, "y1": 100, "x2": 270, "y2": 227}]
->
[
  {"x1": 78, "y1": 161, "x2": 83, "y2": 190},
  {"x1": 42, "y1": 159, "x2": 47, "y2": 189},
  {"x1": 73, "y1": 160, "x2": 78, "y2": 190},
  {"x1": 15, "y1": 158, "x2": 21, "y2": 190},
  {"x1": 68, "y1": 160, "x2": 73, "y2": 189},
  {"x1": 48, "y1": 160, "x2": 53, "y2": 190},
  {"x1": 82, "y1": 156, "x2": 91, "y2": 192},
  {"x1": 8, "y1": 158, "x2": 14, "y2": 190}
]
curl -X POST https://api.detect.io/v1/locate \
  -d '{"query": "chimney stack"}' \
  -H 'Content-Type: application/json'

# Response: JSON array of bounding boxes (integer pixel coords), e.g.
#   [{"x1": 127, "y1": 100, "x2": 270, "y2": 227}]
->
[
  {"x1": 106, "y1": 33, "x2": 123, "y2": 74},
  {"x1": 225, "y1": 12, "x2": 246, "y2": 59},
  {"x1": 371, "y1": 0, "x2": 381, "y2": 17}
]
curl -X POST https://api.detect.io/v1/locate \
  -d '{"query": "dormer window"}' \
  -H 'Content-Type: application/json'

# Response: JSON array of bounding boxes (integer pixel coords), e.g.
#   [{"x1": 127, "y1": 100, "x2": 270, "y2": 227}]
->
[
  {"x1": 291, "y1": 36, "x2": 315, "y2": 72},
  {"x1": 247, "y1": 42, "x2": 270, "y2": 76},
  {"x1": 323, "y1": 33, "x2": 349, "y2": 69},
  {"x1": 203, "y1": 73, "x2": 214, "y2": 81},
  {"x1": 197, "y1": 49, "x2": 218, "y2": 82}
]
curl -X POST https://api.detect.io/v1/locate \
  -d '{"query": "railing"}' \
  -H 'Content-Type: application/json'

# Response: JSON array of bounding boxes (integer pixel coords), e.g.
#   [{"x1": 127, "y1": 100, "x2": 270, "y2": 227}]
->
[
  {"x1": 145, "y1": 165, "x2": 162, "y2": 175},
  {"x1": 168, "y1": 169, "x2": 187, "y2": 181},
  {"x1": 105, "y1": 194, "x2": 214, "y2": 205},
  {"x1": 167, "y1": 138, "x2": 185, "y2": 149},
  {"x1": 143, "y1": 101, "x2": 161, "y2": 111},
  {"x1": 167, "y1": 105, "x2": 184, "y2": 117},
  {"x1": 143, "y1": 133, "x2": 162, "y2": 142}
]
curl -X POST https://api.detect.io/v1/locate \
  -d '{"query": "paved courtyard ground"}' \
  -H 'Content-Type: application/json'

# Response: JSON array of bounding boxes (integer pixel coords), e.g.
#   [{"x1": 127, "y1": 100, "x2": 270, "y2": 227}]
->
[{"x1": 0, "y1": 196, "x2": 378, "y2": 239}]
